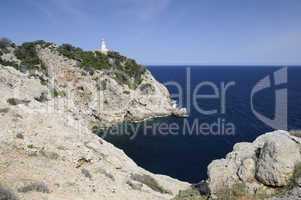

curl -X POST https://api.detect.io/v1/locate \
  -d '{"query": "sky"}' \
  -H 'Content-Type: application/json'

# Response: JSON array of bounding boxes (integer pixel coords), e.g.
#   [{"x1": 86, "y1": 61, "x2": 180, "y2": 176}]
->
[{"x1": 1, "y1": 0, "x2": 301, "y2": 65}]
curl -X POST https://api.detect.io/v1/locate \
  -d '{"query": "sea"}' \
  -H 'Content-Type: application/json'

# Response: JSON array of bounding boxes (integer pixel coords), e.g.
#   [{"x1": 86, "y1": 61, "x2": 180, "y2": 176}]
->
[{"x1": 101, "y1": 66, "x2": 301, "y2": 183}]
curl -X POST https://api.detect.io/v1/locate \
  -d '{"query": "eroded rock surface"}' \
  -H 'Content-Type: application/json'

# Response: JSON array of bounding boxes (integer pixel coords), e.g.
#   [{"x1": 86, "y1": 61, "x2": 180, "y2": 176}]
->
[
  {"x1": 0, "y1": 42, "x2": 189, "y2": 200},
  {"x1": 207, "y1": 130, "x2": 301, "y2": 199}
]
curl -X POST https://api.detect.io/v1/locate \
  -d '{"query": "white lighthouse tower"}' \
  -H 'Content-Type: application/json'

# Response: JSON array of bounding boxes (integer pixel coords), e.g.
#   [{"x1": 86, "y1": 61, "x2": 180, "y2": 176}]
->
[{"x1": 100, "y1": 39, "x2": 109, "y2": 54}]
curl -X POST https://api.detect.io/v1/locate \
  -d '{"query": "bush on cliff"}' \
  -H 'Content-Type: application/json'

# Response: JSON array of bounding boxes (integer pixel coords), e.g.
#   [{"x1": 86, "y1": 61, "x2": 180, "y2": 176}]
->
[
  {"x1": 0, "y1": 58, "x2": 18, "y2": 68},
  {"x1": 15, "y1": 41, "x2": 47, "y2": 72},
  {"x1": 57, "y1": 44, "x2": 145, "y2": 88},
  {"x1": 0, "y1": 38, "x2": 15, "y2": 51},
  {"x1": 106, "y1": 51, "x2": 145, "y2": 88}
]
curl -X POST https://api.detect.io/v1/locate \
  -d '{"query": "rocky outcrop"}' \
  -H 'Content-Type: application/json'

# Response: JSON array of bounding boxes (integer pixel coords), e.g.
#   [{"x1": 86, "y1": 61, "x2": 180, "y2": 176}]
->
[
  {"x1": 35, "y1": 47, "x2": 186, "y2": 129},
  {"x1": 0, "y1": 64, "x2": 189, "y2": 200},
  {"x1": 0, "y1": 41, "x2": 189, "y2": 200},
  {"x1": 206, "y1": 130, "x2": 301, "y2": 199}
]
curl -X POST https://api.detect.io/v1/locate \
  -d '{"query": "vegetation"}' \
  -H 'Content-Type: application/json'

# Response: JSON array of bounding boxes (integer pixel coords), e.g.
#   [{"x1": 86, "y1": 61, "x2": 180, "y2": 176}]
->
[
  {"x1": 0, "y1": 38, "x2": 18, "y2": 67},
  {"x1": 108, "y1": 51, "x2": 146, "y2": 88},
  {"x1": 173, "y1": 183, "x2": 273, "y2": 200},
  {"x1": 275, "y1": 162, "x2": 301, "y2": 196},
  {"x1": 57, "y1": 44, "x2": 145, "y2": 88},
  {"x1": 0, "y1": 58, "x2": 18, "y2": 68},
  {"x1": 7, "y1": 98, "x2": 30, "y2": 106},
  {"x1": 289, "y1": 130, "x2": 301, "y2": 138},
  {"x1": 57, "y1": 44, "x2": 111, "y2": 70},
  {"x1": 50, "y1": 88, "x2": 66, "y2": 98},
  {"x1": 0, "y1": 39, "x2": 51, "y2": 72},
  {"x1": 17, "y1": 182, "x2": 49, "y2": 193},
  {"x1": 0, "y1": 107, "x2": 10, "y2": 114},
  {"x1": 130, "y1": 173, "x2": 171, "y2": 194},
  {"x1": 0, "y1": 185, "x2": 18, "y2": 200},
  {"x1": 0, "y1": 37, "x2": 15, "y2": 52},
  {"x1": 14, "y1": 41, "x2": 47, "y2": 73},
  {"x1": 172, "y1": 188, "x2": 208, "y2": 200},
  {"x1": 1, "y1": 38, "x2": 145, "y2": 88},
  {"x1": 214, "y1": 183, "x2": 273, "y2": 200}
]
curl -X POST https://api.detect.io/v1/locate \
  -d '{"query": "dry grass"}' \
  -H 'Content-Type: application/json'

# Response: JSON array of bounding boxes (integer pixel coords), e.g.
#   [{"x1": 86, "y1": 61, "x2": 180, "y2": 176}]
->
[
  {"x1": 0, "y1": 185, "x2": 18, "y2": 200},
  {"x1": 17, "y1": 182, "x2": 49, "y2": 193},
  {"x1": 289, "y1": 130, "x2": 301, "y2": 138},
  {"x1": 215, "y1": 183, "x2": 270, "y2": 200},
  {"x1": 130, "y1": 174, "x2": 171, "y2": 194},
  {"x1": 172, "y1": 187, "x2": 208, "y2": 200}
]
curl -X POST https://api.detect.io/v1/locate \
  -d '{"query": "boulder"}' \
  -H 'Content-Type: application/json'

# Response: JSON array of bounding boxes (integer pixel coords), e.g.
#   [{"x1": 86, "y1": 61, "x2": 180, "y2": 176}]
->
[
  {"x1": 207, "y1": 159, "x2": 239, "y2": 195},
  {"x1": 207, "y1": 130, "x2": 301, "y2": 197},
  {"x1": 256, "y1": 134, "x2": 301, "y2": 187}
]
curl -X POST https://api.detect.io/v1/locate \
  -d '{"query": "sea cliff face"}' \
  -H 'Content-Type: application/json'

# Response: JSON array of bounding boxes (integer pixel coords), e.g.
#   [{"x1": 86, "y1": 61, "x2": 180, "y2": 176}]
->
[{"x1": 0, "y1": 40, "x2": 189, "y2": 200}]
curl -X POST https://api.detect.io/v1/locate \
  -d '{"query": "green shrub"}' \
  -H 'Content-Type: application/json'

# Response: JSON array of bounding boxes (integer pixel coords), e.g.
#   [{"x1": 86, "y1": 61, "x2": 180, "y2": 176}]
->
[
  {"x1": 0, "y1": 37, "x2": 15, "y2": 50},
  {"x1": 57, "y1": 44, "x2": 145, "y2": 88},
  {"x1": 50, "y1": 88, "x2": 66, "y2": 98},
  {"x1": 0, "y1": 58, "x2": 18, "y2": 68},
  {"x1": 108, "y1": 51, "x2": 145, "y2": 88},
  {"x1": 31, "y1": 40, "x2": 53, "y2": 48},
  {"x1": 57, "y1": 43, "x2": 83, "y2": 61},
  {"x1": 57, "y1": 44, "x2": 111, "y2": 70},
  {"x1": 15, "y1": 41, "x2": 47, "y2": 73}
]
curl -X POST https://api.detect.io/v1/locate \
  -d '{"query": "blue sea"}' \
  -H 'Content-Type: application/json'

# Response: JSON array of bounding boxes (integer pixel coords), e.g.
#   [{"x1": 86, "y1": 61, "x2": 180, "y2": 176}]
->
[{"x1": 102, "y1": 66, "x2": 301, "y2": 183}]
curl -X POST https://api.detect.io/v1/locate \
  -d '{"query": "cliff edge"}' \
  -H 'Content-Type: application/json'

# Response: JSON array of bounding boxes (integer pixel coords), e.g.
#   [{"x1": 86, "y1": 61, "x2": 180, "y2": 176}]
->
[{"x1": 0, "y1": 39, "x2": 189, "y2": 200}]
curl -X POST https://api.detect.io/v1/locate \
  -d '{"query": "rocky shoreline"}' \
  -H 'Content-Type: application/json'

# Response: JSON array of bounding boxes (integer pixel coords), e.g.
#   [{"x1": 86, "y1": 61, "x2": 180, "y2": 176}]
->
[{"x1": 1, "y1": 40, "x2": 300, "y2": 200}]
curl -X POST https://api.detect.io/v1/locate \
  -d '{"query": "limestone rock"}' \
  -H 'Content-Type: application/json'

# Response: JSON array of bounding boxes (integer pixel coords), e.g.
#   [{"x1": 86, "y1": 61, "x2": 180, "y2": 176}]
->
[
  {"x1": 256, "y1": 134, "x2": 301, "y2": 187},
  {"x1": 206, "y1": 130, "x2": 301, "y2": 197},
  {"x1": 207, "y1": 159, "x2": 239, "y2": 195},
  {"x1": 0, "y1": 43, "x2": 190, "y2": 200},
  {"x1": 238, "y1": 158, "x2": 256, "y2": 183}
]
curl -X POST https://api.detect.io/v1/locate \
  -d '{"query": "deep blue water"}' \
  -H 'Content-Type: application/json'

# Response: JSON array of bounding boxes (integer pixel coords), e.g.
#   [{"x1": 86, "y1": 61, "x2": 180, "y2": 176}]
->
[{"x1": 102, "y1": 66, "x2": 301, "y2": 183}]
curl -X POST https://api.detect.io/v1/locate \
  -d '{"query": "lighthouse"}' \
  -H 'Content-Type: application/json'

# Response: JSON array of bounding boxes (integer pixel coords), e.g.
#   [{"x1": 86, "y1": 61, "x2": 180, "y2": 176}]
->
[{"x1": 100, "y1": 39, "x2": 109, "y2": 54}]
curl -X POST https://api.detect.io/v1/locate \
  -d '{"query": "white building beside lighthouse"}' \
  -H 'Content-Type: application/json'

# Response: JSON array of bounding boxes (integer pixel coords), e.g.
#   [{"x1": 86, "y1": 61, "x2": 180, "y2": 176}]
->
[{"x1": 100, "y1": 39, "x2": 109, "y2": 54}]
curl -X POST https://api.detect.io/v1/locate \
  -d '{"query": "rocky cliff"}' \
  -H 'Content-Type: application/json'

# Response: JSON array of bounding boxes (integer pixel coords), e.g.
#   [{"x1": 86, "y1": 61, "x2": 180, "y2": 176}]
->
[
  {"x1": 2, "y1": 39, "x2": 300, "y2": 200},
  {"x1": 0, "y1": 39, "x2": 189, "y2": 200}
]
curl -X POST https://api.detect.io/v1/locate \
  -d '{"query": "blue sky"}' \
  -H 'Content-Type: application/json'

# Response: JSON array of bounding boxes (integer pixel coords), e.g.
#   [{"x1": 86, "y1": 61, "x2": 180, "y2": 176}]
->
[{"x1": 1, "y1": 0, "x2": 301, "y2": 65}]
